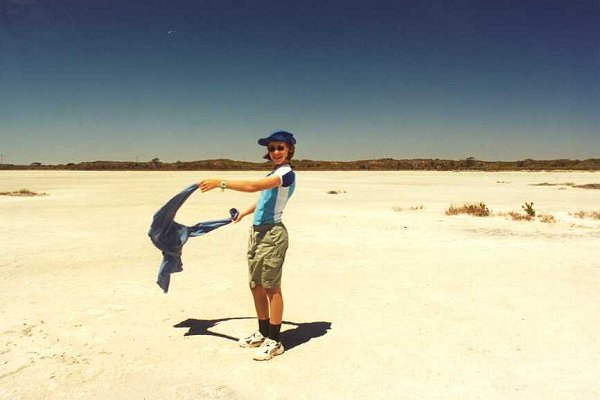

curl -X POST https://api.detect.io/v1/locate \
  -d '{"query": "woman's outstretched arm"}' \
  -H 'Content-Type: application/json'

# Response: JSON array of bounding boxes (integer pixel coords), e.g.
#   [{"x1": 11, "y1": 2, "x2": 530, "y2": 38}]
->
[{"x1": 198, "y1": 176, "x2": 280, "y2": 193}]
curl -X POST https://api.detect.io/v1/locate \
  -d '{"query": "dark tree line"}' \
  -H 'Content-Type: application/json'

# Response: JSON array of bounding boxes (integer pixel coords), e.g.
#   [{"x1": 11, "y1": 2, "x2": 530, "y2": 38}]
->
[{"x1": 2, "y1": 158, "x2": 599, "y2": 171}]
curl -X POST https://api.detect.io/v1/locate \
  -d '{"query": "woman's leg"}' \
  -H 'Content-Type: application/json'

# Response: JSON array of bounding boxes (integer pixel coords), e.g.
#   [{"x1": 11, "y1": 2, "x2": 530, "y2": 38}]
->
[
  {"x1": 252, "y1": 287, "x2": 285, "y2": 360},
  {"x1": 265, "y1": 287, "x2": 283, "y2": 324},
  {"x1": 239, "y1": 285, "x2": 270, "y2": 347},
  {"x1": 251, "y1": 285, "x2": 269, "y2": 320}
]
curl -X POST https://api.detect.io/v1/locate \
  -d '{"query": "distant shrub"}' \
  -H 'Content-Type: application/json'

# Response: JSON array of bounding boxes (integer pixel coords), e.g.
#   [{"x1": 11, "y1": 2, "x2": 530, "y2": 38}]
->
[
  {"x1": 522, "y1": 202, "x2": 536, "y2": 217},
  {"x1": 528, "y1": 182, "x2": 600, "y2": 190},
  {"x1": 573, "y1": 184, "x2": 600, "y2": 190},
  {"x1": 530, "y1": 182, "x2": 574, "y2": 187},
  {"x1": 0, "y1": 189, "x2": 48, "y2": 197},
  {"x1": 446, "y1": 202, "x2": 490, "y2": 217},
  {"x1": 538, "y1": 214, "x2": 556, "y2": 223},
  {"x1": 501, "y1": 203, "x2": 537, "y2": 222},
  {"x1": 507, "y1": 211, "x2": 533, "y2": 221},
  {"x1": 392, "y1": 205, "x2": 424, "y2": 212},
  {"x1": 503, "y1": 205, "x2": 547, "y2": 222},
  {"x1": 570, "y1": 210, "x2": 600, "y2": 220}
]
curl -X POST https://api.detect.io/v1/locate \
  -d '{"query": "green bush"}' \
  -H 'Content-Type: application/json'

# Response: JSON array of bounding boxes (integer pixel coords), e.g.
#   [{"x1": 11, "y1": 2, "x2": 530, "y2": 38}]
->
[{"x1": 522, "y1": 202, "x2": 536, "y2": 217}]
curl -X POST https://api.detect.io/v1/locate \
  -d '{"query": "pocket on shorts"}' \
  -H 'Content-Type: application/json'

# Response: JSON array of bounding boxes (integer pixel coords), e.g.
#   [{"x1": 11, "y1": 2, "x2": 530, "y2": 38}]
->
[
  {"x1": 262, "y1": 226, "x2": 288, "y2": 268},
  {"x1": 267, "y1": 225, "x2": 288, "y2": 247}
]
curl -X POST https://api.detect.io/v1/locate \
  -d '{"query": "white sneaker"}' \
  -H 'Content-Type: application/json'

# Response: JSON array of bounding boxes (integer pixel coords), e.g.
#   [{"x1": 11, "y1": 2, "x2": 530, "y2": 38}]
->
[
  {"x1": 253, "y1": 338, "x2": 284, "y2": 361},
  {"x1": 238, "y1": 331, "x2": 265, "y2": 348}
]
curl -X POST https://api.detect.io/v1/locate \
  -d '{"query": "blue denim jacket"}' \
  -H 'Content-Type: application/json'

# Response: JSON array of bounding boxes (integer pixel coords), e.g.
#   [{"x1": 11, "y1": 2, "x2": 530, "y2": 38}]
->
[{"x1": 148, "y1": 183, "x2": 238, "y2": 292}]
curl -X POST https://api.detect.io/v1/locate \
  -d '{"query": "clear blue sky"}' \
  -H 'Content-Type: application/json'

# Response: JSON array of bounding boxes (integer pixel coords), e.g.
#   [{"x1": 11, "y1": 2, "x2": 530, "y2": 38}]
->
[{"x1": 1, "y1": 0, "x2": 598, "y2": 164}]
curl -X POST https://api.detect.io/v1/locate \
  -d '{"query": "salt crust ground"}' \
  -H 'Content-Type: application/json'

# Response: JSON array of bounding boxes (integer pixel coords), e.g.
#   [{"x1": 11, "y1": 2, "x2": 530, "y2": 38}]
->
[{"x1": 1, "y1": 171, "x2": 599, "y2": 400}]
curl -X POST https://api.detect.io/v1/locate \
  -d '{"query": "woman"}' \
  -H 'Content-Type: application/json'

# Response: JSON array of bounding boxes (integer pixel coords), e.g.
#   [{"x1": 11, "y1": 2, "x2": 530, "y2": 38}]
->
[{"x1": 198, "y1": 130, "x2": 296, "y2": 361}]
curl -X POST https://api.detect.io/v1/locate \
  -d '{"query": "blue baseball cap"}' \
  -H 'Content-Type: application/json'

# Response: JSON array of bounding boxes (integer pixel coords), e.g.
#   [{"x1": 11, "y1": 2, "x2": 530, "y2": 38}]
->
[{"x1": 257, "y1": 130, "x2": 297, "y2": 146}]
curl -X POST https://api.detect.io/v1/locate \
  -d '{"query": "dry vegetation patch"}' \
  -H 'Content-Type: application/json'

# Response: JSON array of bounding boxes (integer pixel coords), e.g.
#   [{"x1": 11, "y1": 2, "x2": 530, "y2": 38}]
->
[
  {"x1": 538, "y1": 214, "x2": 556, "y2": 223},
  {"x1": 569, "y1": 210, "x2": 600, "y2": 220},
  {"x1": 495, "y1": 211, "x2": 557, "y2": 223},
  {"x1": 445, "y1": 200, "x2": 557, "y2": 223},
  {"x1": 530, "y1": 182, "x2": 574, "y2": 187},
  {"x1": 505, "y1": 211, "x2": 534, "y2": 221},
  {"x1": 392, "y1": 205, "x2": 424, "y2": 212},
  {"x1": 0, "y1": 189, "x2": 48, "y2": 197},
  {"x1": 446, "y1": 203, "x2": 491, "y2": 217},
  {"x1": 574, "y1": 183, "x2": 600, "y2": 190},
  {"x1": 501, "y1": 202, "x2": 555, "y2": 222},
  {"x1": 530, "y1": 182, "x2": 600, "y2": 190}
]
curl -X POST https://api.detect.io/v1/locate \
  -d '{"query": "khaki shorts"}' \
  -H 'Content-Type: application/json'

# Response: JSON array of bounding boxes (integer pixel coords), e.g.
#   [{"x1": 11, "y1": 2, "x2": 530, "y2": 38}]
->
[{"x1": 247, "y1": 223, "x2": 288, "y2": 289}]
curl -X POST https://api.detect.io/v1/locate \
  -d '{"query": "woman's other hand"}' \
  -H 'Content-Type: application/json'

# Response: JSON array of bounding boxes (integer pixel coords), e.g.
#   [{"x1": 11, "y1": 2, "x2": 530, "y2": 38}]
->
[{"x1": 233, "y1": 212, "x2": 245, "y2": 223}]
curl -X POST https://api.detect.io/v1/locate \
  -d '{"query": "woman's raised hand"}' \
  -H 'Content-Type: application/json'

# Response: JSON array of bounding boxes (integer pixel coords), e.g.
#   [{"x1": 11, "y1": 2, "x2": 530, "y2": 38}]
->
[{"x1": 198, "y1": 179, "x2": 219, "y2": 192}]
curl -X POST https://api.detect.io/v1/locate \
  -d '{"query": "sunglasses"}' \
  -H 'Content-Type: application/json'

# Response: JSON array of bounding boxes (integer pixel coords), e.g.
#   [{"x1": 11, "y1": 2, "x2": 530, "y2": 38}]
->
[{"x1": 268, "y1": 145, "x2": 287, "y2": 152}]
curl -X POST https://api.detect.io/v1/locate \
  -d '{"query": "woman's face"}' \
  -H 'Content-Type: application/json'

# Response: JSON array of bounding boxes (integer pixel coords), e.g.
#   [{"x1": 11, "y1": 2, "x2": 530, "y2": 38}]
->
[{"x1": 267, "y1": 141, "x2": 289, "y2": 165}]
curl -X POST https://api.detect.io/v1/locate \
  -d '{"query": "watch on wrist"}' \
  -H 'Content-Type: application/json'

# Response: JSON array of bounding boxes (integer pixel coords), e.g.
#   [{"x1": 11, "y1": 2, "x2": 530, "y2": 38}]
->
[{"x1": 220, "y1": 181, "x2": 227, "y2": 191}]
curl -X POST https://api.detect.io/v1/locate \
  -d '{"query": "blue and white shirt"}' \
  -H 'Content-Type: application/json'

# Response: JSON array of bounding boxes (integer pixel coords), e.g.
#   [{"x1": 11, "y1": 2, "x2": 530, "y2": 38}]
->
[{"x1": 253, "y1": 164, "x2": 296, "y2": 225}]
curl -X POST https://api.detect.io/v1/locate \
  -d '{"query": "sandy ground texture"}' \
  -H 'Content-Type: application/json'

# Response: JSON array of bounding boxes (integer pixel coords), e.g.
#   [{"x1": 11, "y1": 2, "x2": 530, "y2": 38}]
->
[{"x1": 1, "y1": 170, "x2": 599, "y2": 400}]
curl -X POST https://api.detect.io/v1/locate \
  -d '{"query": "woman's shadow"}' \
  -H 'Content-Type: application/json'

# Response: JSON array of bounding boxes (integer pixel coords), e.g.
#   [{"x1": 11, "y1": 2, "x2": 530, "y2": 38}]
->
[{"x1": 174, "y1": 317, "x2": 332, "y2": 352}]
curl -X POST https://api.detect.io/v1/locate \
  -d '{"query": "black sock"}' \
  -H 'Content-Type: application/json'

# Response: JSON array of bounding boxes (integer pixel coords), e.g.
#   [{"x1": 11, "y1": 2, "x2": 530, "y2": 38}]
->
[
  {"x1": 258, "y1": 319, "x2": 270, "y2": 337},
  {"x1": 268, "y1": 323, "x2": 281, "y2": 342}
]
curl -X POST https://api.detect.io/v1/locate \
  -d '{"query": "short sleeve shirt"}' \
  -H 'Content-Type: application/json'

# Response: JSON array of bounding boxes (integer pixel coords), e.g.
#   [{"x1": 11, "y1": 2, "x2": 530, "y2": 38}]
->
[{"x1": 253, "y1": 164, "x2": 296, "y2": 225}]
